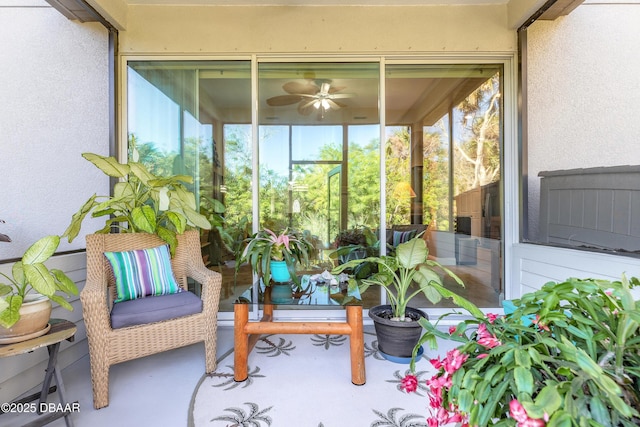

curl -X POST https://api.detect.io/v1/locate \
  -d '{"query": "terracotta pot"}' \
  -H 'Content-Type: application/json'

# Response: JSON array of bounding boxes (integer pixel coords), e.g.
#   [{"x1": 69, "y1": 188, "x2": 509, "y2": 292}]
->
[{"x1": 0, "y1": 295, "x2": 52, "y2": 342}]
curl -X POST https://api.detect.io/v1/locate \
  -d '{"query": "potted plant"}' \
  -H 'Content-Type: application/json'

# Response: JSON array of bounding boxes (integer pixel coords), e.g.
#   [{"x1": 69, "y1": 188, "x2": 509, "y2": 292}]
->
[
  {"x1": 0, "y1": 235, "x2": 79, "y2": 342},
  {"x1": 331, "y1": 225, "x2": 380, "y2": 279},
  {"x1": 62, "y1": 149, "x2": 211, "y2": 255},
  {"x1": 236, "y1": 228, "x2": 314, "y2": 303},
  {"x1": 403, "y1": 275, "x2": 640, "y2": 427},
  {"x1": 332, "y1": 235, "x2": 482, "y2": 360}
]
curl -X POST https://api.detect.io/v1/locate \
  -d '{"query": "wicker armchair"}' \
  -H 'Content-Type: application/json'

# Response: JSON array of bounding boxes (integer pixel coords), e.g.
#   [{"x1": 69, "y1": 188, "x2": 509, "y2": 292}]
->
[{"x1": 82, "y1": 230, "x2": 222, "y2": 409}]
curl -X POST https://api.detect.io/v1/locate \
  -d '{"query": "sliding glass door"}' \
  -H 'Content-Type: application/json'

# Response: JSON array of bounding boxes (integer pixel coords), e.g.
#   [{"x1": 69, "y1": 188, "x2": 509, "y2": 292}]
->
[
  {"x1": 126, "y1": 58, "x2": 505, "y2": 316},
  {"x1": 385, "y1": 64, "x2": 503, "y2": 309}
]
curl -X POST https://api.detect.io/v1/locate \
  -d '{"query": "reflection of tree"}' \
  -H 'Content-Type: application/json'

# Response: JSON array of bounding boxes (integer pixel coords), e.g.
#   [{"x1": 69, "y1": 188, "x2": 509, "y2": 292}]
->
[
  {"x1": 348, "y1": 140, "x2": 381, "y2": 227},
  {"x1": 260, "y1": 168, "x2": 288, "y2": 232},
  {"x1": 386, "y1": 128, "x2": 411, "y2": 225},
  {"x1": 129, "y1": 133, "x2": 215, "y2": 199},
  {"x1": 220, "y1": 72, "x2": 502, "y2": 246},
  {"x1": 222, "y1": 125, "x2": 252, "y2": 227},
  {"x1": 423, "y1": 124, "x2": 451, "y2": 230},
  {"x1": 130, "y1": 134, "x2": 174, "y2": 176},
  {"x1": 454, "y1": 74, "x2": 501, "y2": 193}
]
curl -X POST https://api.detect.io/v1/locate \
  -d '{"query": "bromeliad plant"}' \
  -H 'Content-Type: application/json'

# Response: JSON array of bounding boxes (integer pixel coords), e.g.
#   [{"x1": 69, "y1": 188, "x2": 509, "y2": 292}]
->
[
  {"x1": 403, "y1": 275, "x2": 640, "y2": 427},
  {"x1": 333, "y1": 235, "x2": 483, "y2": 321},
  {"x1": 236, "y1": 228, "x2": 314, "y2": 287},
  {"x1": 63, "y1": 149, "x2": 211, "y2": 255},
  {"x1": 0, "y1": 235, "x2": 78, "y2": 328}
]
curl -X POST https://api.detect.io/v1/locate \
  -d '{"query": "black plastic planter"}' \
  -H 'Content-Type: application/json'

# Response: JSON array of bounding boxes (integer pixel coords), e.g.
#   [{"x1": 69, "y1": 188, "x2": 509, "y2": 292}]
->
[{"x1": 369, "y1": 305, "x2": 427, "y2": 359}]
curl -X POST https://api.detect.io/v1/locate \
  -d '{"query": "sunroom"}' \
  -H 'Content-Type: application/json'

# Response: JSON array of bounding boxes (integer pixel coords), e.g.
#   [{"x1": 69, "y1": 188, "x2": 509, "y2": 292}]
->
[{"x1": 1, "y1": 0, "x2": 639, "y2": 425}]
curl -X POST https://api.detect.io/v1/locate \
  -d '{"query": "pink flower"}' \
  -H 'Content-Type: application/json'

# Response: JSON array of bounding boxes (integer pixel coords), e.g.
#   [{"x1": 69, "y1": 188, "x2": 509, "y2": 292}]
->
[
  {"x1": 430, "y1": 356, "x2": 443, "y2": 369},
  {"x1": 510, "y1": 399, "x2": 546, "y2": 427},
  {"x1": 264, "y1": 228, "x2": 291, "y2": 250},
  {"x1": 442, "y1": 348, "x2": 468, "y2": 374},
  {"x1": 400, "y1": 374, "x2": 419, "y2": 393},
  {"x1": 477, "y1": 323, "x2": 502, "y2": 349},
  {"x1": 510, "y1": 399, "x2": 528, "y2": 423},
  {"x1": 449, "y1": 325, "x2": 457, "y2": 335},
  {"x1": 477, "y1": 334, "x2": 501, "y2": 349},
  {"x1": 427, "y1": 418, "x2": 439, "y2": 427},
  {"x1": 531, "y1": 315, "x2": 550, "y2": 332},
  {"x1": 476, "y1": 353, "x2": 489, "y2": 359},
  {"x1": 487, "y1": 313, "x2": 499, "y2": 323},
  {"x1": 429, "y1": 393, "x2": 443, "y2": 409},
  {"x1": 427, "y1": 373, "x2": 452, "y2": 391}
]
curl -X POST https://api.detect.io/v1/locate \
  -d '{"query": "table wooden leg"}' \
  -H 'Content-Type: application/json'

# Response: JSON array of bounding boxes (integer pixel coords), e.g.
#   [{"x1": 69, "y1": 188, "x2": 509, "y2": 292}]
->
[
  {"x1": 347, "y1": 305, "x2": 366, "y2": 385},
  {"x1": 234, "y1": 303, "x2": 249, "y2": 382}
]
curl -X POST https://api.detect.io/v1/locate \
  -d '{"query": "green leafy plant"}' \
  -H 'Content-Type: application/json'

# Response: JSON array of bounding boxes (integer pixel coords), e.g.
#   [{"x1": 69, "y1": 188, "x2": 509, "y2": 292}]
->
[
  {"x1": 0, "y1": 235, "x2": 78, "y2": 328},
  {"x1": 236, "y1": 228, "x2": 314, "y2": 287},
  {"x1": 331, "y1": 225, "x2": 380, "y2": 279},
  {"x1": 63, "y1": 151, "x2": 211, "y2": 255},
  {"x1": 405, "y1": 275, "x2": 640, "y2": 427},
  {"x1": 332, "y1": 235, "x2": 483, "y2": 320}
]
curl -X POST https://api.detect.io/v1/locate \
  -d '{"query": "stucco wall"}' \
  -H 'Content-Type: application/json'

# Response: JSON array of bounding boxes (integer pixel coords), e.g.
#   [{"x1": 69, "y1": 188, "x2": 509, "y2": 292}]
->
[
  {"x1": 526, "y1": 2, "x2": 640, "y2": 240},
  {"x1": 0, "y1": 1, "x2": 110, "y2": 259}
]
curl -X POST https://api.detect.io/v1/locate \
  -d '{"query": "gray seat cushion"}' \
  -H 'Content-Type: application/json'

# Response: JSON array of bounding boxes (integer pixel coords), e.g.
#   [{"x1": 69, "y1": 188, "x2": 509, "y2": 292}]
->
[{"x1": 110, "y1": 291, "x2": 203, "y2": 329}]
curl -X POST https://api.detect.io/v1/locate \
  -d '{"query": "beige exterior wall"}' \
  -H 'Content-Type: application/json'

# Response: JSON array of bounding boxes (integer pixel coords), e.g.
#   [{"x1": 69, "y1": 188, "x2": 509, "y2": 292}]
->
[{"x1": 117, "y1": 5, "x2": 516, "y2": 55}]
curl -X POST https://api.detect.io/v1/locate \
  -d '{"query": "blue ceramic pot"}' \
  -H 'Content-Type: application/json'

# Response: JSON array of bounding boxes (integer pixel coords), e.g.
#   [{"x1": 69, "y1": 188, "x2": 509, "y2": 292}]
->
[
  {"x1": 270, "y1": 260, "x2": 291, "y2": 283},
  {"x1": 270, "y1": 282, "x2": 293, "y2": 304}
]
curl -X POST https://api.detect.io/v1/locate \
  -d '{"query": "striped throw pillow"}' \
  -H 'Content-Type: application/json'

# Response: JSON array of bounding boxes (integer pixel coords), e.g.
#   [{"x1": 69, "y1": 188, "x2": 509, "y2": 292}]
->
[
  {"x1": 392, "y1": 230, "x2": 416, "y2": 247},
  {"x1": 105, "y1": 245, "x2": 181, "y2": 303}
]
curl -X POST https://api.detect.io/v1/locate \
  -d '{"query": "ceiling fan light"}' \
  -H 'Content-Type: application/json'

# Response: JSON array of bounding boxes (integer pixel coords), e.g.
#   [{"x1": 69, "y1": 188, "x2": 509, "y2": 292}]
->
[
  {"x1": 321, "y1": 99, "x2": 330, "y2": 110},
  {"x1": 314, "y1": 100, "x2": 321, "y2": 109}
]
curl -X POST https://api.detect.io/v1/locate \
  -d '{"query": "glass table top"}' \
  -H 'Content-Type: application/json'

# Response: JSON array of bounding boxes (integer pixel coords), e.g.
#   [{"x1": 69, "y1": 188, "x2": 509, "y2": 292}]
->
[{"x1": 235, "y1": 274, "x2": 362, "y2": 307}]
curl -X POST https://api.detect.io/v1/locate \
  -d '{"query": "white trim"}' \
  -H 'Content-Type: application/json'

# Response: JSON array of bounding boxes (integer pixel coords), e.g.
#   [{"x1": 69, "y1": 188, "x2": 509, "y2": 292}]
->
[
  {"x1": 502, "y1": 54, "x2": 519, "y2": 302},
  {"x1": 512, "y1": 243, "x2": 640, "y2": 298}
]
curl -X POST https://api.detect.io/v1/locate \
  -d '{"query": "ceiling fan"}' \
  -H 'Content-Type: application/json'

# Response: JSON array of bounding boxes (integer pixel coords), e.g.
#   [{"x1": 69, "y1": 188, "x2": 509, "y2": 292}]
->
[{"x1": 266, "y1": 79, "x2": 355, "y2": 116}]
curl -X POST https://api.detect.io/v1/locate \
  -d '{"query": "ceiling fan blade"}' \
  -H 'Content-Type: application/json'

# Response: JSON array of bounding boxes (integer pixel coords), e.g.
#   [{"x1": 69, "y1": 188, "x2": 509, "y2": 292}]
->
[
  {"x1": 283, "y1": 81, "x2": 318, "y2": 95},
  {"x1": 327, "y1": 85, "x2": 346, "y2": 94},
  {"x1": 298, "y1": 101, "x2": 315, "y2": 116},
  {"x1": 328, "y1": 93, "x2": 355, "y2": 99},
  {"x1": 299, "y1": 98, "x2": 317, "y2": 110},
  {"x1": 266, "y1": 95, "x2": 304, "y2": 106},
  {"x1": 326, "y1": 99, "x2": 343, "y2": 110}
]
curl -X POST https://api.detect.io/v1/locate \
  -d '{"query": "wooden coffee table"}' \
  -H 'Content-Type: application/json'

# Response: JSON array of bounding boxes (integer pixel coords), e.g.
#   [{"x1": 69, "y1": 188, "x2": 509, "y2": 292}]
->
[{"x1": 233, "y1": 278, "x2": 366, "y2": 385}]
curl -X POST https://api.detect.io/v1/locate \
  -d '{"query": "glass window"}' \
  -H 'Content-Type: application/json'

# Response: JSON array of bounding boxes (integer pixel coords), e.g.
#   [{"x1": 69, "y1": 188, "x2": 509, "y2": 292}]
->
[
  {"x1": 127, "y1": 60, "x2": 252, "y2": 311},
  {"x1": 126, "y1": 59, "x2": 505, "y2": 312},
  {"x1": 257, "y1": 62, "x2": 381, "y2": 307},
  {"x1": 385, "y1": 64, "x2": 503, "y2": 308}
]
